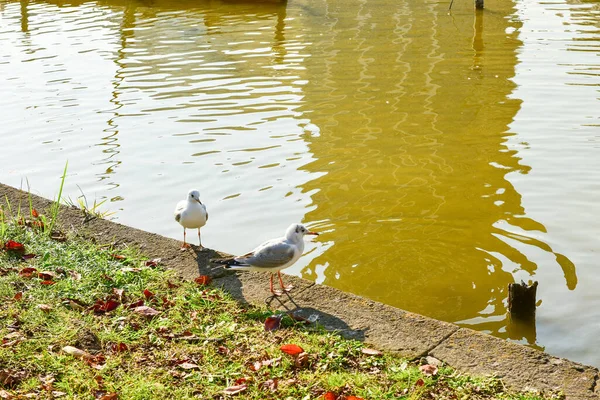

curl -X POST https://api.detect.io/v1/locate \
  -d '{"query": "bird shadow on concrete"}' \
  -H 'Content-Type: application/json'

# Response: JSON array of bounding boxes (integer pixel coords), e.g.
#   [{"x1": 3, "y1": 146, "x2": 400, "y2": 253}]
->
[{"x1": 195, "y1": 254, "x2": 366, "y2": 343}]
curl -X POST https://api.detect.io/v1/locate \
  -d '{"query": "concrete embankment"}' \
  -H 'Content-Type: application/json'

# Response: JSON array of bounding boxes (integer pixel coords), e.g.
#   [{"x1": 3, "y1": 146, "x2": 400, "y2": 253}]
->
[{"x1": 0, "y1": 183, "x2": 597, "y2": 399}]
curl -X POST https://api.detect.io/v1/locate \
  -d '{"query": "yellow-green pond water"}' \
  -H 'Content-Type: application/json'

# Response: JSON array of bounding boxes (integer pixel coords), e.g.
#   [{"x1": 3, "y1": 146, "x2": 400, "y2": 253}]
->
[{"x1": 1, "y1": 0, "x2": 600, "y2": 366}]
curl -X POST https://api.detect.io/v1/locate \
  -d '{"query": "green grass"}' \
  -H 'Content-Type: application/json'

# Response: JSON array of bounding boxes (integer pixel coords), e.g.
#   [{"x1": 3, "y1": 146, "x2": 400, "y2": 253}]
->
[{"x1": 0, "y1": 215, "x2": 561, "y2": 399}]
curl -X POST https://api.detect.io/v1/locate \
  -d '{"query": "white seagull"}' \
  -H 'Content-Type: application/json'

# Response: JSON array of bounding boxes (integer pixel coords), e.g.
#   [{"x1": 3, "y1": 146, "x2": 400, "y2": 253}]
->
[
  {"x1": 215, "y1": 223, "x2": 319, "y2": 296},
  {"x1": 174, "y1": 189, "x2": 208, "y2": 249}
]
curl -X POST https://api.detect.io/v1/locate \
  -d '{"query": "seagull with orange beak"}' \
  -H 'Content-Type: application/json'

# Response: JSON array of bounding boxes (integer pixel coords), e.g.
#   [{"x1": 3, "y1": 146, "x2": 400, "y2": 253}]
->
[{"x1": 215, "y1": 223, "x2": 319, "y2": 296}]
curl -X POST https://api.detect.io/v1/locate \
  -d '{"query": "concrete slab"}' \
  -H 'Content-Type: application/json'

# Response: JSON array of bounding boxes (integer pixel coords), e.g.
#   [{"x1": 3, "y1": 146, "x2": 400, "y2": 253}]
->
[{"x1": 430, "y1": 328, "x2": 598, "y2": 398}]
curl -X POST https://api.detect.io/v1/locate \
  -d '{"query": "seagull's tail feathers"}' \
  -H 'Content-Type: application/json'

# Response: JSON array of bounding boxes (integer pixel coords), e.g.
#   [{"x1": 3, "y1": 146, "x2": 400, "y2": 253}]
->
[{"x1": 212, "y1": 257, "x2": 250, "y2": 270}]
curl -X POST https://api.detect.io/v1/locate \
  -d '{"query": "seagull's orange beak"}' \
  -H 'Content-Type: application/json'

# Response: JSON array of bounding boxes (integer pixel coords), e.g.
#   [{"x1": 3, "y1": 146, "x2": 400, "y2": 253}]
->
[{"x1": 307, "y1": 231, "x2": 319, "y2": 236}]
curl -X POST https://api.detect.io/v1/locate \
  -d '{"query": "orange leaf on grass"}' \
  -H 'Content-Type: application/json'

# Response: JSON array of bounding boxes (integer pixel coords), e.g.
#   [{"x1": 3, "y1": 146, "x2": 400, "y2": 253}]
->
[
  {"x1": 31, "y1": 209, "x2": 39, "y2": 218},
  {"x1": 347, "y1": 396, "x2": 365, "y2": 400},
  {"x1": 194, "y1": 275, "x2": 212, "y2": 286},
  {"x1": 19, "y1": 267, "x2": 37, "y2": 278},
  {"x1": 40, "y1": 280, "x2": 56, "y2": 286},
  {"x1": 280, "y1": 344, "x2": 304, "y2": 356},
  {"x1": 4, "y1": 240, "x2": 25, "y2": 253},
  {"x1": 110, "y1": 254, "x2": 126, "y2": 260},
  {"x1": 38, "y1": 271, "x2": 56, "y2": 280},
  {"x1": 143, "y1": 289, "x2": 154, "y2": 299},
  {"x1": 322, "y1": 392, "x2": 337, "y2": 400},
  {"x1": 415, "y1": 378, "x2": 425, "y2": 387},
  {"x1": 13, "y1": 292, "x2": 23, "y2": 301}
]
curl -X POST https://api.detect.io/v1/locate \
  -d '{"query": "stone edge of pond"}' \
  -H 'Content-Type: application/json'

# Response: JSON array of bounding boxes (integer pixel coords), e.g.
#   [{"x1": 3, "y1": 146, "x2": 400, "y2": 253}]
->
[{"x1": 0, "y1": 183, "x2": 597, "y2": 399}]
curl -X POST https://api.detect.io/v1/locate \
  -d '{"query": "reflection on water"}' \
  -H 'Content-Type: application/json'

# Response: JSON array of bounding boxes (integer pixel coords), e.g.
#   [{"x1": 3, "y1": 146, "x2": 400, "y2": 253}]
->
[{"x1": 1, "y1": 0, "x2": 600, "y2": 366}]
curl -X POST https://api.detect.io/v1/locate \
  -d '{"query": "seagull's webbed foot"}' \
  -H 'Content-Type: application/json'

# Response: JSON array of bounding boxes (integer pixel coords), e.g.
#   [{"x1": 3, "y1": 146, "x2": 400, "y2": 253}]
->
[{"x1": 180, "y1": 243, "x2": 191, "y2": 251}]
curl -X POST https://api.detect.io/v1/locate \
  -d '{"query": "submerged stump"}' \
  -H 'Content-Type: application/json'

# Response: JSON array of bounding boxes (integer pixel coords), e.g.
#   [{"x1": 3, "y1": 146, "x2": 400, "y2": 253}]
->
[{"x1": 508, "y1": 280, "x2": 538, "y2": 319}]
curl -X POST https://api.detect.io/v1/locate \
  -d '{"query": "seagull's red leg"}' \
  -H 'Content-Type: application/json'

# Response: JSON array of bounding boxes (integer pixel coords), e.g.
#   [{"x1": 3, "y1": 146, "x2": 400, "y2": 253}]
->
[
  {"x1": 271, "y1": 273, "x2": 282, "y2": 296},
  {"x1": 278, "y1": 271, "x2": 293, "y2": 292},
  {"x1": 181, "y1": 228, "x2": 190, "y2": 250}
]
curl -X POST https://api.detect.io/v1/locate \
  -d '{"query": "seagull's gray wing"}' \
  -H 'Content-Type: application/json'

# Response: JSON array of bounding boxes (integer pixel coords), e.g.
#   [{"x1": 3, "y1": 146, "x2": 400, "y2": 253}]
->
[
  {"x1": 174, "y1": 200, "x2": 185, "y2": 223},
  {"x1": 237, "y1": 241, "x2": 295, "y2": 269}
]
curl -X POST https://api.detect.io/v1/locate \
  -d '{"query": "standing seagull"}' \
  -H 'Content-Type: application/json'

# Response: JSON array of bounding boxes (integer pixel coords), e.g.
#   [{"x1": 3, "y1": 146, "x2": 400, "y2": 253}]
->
[
  {"x1": 174, "y1": 189, "x2": 208, "y2": 249},
  {"x1": 214, "y1": 223, "x2": 319, "y2": 296}
]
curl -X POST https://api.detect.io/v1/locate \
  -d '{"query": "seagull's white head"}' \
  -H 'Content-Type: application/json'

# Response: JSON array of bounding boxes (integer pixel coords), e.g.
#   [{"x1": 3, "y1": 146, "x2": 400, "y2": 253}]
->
[
  {"x1": 285, "y1": 223, "x2": 319, "y2": 242},
  {"x1": 187, "y1": 189, "x2": 202, "y2": 204}
]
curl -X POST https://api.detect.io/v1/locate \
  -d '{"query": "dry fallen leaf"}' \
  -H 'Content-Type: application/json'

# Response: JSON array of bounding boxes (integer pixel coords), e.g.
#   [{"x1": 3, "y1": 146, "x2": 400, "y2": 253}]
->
[
  {"x1": 37, "y1": 304, "x2": 53, "y2": 313},
  {"x1": 264, "y1": 314, "x2": 283, "y2": 332},
  {"x1": 415, "y1": 378, "x2": 425, "y2": 387},
  {"x1": 38, "y1": 271, "x2": 56, "y2": 280},
  {"x1": 347, "y1": 396, "x2": 365, "y2": 400},
  {"x1": 293, "y1": 352, "x2": 310, "y2": 368},
  {"x1": 143, "y1": 289, "x2": 154, "y2": 299},
  {"x1": 361, "y1": 348, "x2": 382, "y2": 356},
  {"x1": 419, "y1": 364, "x2": 438, "y2": 376},
  {"x1": 69, "y1": 270, "x2": 82, "y2": 281},
  {"x1": 62, "y1": 346, "x2": 94, "y2": 360},
  {"x1": 144, "y1": 258, "x2": 161, "y2": 267},
  {"x1": 13, "y1": 292, "x2": 23, "y2": 301},
  {"x1": 133, "y1": 306, "x2": 160, "y2": 317},
  {"x1": 280, "y1": 344, "x2": 304, "y2": 356},
  {"x1": 261, "y1": 378, "x2": 278, "y2": 392},
  {"x1": 178, "y1": 362, "x2": 199, "y2": 370},
  {"x1": 223, "y1": 384, "x2": 247, "y2": 395}
]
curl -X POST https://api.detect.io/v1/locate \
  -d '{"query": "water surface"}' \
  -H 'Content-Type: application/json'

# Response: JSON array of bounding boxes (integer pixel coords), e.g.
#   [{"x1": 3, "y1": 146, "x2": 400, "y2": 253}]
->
[{"x1": 1, "y1": 0, "x2": 599, "y2": 366}]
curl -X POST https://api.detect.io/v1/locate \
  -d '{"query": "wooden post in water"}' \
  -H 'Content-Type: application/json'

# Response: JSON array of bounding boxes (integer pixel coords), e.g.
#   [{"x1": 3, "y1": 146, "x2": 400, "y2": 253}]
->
[
  {"x1": 475, "y1": 0, "x2": 484, "y2": 10},
  {"x1": 508, "y1": 280, "x2": 538, "y2": 318}
]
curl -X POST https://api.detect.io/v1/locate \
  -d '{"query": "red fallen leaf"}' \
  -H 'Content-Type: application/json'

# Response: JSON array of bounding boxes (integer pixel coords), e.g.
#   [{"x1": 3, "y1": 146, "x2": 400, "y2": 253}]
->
[
  {"x1": 280, "y1": 344, "x2": 304, "y2": 356},
  {"x1": 21, "y1": 253, "x2": 36, "y2": 260},
  {"x1": 38, "y1": 271, "x2": 56, "y2": 280},
  {"x1": 162, "y1": 297, "x2": 175, "y2": 308},
  {"x1": 40, "y1": 280, "x2": 56, "y2": 285},
  {"x1": 99, "y1": 393, "x2": 118, "y2": 400},
  {"x1": 111, "y1": 254, "x2": 126, "y2": 260},
  {"x1": 322, "y1": 392, "x2": 337, "y2": 400},
  {"x1": 415, "y1": 378, "x2": 425, "y2": 387},
  {"x1": 31, "y1": 209, "x2": 39, "y2": 218},
  {"x1": 361, "y1": 348, "x2": 383, "y2": 356},
  {"x1": 13, "y1": 292, "x2": 23, "y2": 301},
  {"x1": 4, "y1": 240, "x2": 25, "y2": 253},
  {"x1": 92, "y1": 300, "x2": 120, "y2": 313},
  {"x1": 419, "y1": 364, "x2": 438, "y2": 376},
  {"x1": 223, "y1": 384, "x2": 247, "y2": 395},
  {"x1": 194, "y1": 275, "x2": 212, "y2": 285},
  {"x1": 217, "y1": 346, "x2": 229, "y2": 355},
  {"x1": 110, "y1": 343, "x2": 128, "y2": 353},
  {"x1": 133, "y1": 305, "x2": 160, "y2": 317},
  {"x1": 264, "y1": 314, "x2": 283, "y2": 332},
  {"x1": 167, "y1": 280, "x2": 180, "y2": 289},
  {"x1": 347, "y1": 396, "x2": 365, "y2": 400},
  {"x1": 19, "y1": 267, "x2": 37, "y2": 278},
  {"x1": 234, "y1": 377, "x2": 249, "y2": 385},
  {"x1": 144, "y1": 258, "x2": 161, "y2": 267},
  {"x1": 125, "y1": 300, "x2": 144, "y2": 309},
  {"x1": 101, "y1": 274, "x2": 114, "y2": 282},
  {"x1": 143, "y1": 289, "x2": 154, "y2": 299}
]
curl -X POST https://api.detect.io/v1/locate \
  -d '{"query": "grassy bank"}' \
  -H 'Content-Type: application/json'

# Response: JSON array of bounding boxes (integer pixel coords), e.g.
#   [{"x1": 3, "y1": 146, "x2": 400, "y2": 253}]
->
[{"x1": 0, "y1": 206, "x2": 558, "y2": 399}]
